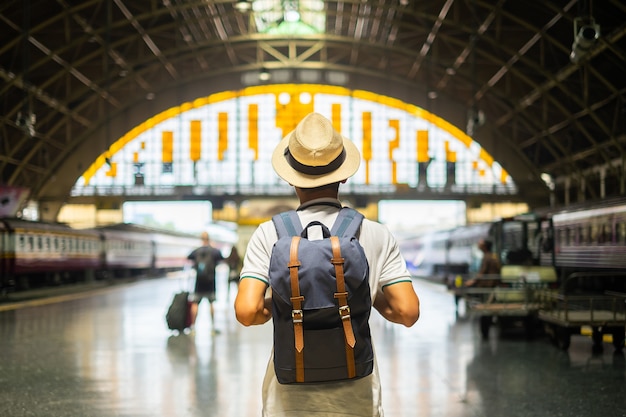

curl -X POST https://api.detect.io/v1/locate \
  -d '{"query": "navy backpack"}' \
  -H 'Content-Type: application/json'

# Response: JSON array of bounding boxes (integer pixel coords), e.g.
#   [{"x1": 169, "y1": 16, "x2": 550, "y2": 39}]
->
[{"x1": 269, "y1": 207, "x2": 374, "y2": 384}]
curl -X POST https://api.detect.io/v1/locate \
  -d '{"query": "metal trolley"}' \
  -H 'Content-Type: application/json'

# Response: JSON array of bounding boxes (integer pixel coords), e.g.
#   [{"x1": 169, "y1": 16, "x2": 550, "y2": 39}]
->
[
  {"x1": 536, "y1": 273, "x2": 626, "y2": 352},
  {"x1": 452, "y1": 265, "x2": 558, "y2": 339}
]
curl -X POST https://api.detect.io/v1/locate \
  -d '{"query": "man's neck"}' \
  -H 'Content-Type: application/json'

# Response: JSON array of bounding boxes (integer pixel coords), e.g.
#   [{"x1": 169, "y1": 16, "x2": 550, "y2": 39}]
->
[{"x1": 295, "y1": 187, "x2": 339, "y2": 205}]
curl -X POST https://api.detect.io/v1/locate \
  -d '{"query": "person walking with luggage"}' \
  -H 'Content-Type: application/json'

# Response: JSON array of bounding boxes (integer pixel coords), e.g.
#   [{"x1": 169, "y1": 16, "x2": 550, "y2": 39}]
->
[
  {"x1": 234, "y1": 112, "x2": 420, "y2": 416},
  {"x1": 188, "y1": 231, "x2": 224, "y2": 334}
]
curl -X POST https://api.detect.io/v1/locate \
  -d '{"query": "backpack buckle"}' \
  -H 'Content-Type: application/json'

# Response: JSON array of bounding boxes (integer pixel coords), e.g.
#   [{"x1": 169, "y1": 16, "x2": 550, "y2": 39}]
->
[
  {"x1": 292, "y1": 309, "x2": 303, "y2": 323},
  {"x1": 338, "y1": 305, "x2": 351, "y2": 320}
]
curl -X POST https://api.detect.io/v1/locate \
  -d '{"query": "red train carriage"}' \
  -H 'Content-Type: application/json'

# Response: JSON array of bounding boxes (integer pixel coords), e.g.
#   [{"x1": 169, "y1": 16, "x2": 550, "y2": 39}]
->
[
  {"x1": 0, "y1": 220, "x2": 204, "y2": 293},
  {"x1": 0, "y1": 218, "x2": 101, "y2": 290}
]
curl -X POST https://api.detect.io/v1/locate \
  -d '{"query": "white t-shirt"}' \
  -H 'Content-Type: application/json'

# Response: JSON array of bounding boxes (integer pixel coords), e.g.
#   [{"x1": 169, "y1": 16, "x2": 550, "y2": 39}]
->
[{"x1": 240, "y1": 199, "x2": 412, "y2": 417}]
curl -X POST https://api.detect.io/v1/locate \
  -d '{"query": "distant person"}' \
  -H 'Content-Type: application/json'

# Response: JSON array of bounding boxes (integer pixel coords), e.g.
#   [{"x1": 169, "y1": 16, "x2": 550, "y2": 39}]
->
[
  {"x1": 465, "y1": 238, "x2": 501, "y2": 287},
  {"x1": 187, "y1": 231, "x2": 224, "y2": 334},
  {"x1": 234, "y1": 112, "x2": 420, "y2": 416},
  {"x1": 226, "y1": 245, "x2": 243, "y2": 300}
]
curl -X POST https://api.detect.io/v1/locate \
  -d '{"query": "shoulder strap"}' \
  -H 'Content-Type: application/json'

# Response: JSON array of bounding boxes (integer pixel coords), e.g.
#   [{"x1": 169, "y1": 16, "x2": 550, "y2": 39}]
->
[
  {"x1": 273, "y1": 208, "x2": 363, "y2": 238},
  {"x1": 272, "y1": 210, "x2": 303, "y2": 238},
  {"x1": 330, "y1": 207, "x2": 364, "y2": 238}
]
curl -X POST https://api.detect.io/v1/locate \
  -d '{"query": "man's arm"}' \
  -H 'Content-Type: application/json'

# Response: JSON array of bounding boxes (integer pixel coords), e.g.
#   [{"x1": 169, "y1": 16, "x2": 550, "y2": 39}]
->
[
  {"x1": 373, "y1": 281, "x2": 420, "y2": 327},
  {"x1": 234, "y1": 277, "x2": 272, "y2": 326}
]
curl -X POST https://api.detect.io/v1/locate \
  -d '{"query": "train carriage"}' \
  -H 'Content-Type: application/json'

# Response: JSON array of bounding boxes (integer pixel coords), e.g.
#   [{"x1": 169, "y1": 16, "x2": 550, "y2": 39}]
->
[
  {"x1": 96, "y1": 224, "x2": 155, "y2": 274},
  {"x1": 0, "y1": 218, "x2": 101, "y2": 290},
  {"x1": 400, "y1": 228, "x2": 452, "y2": 281},
  {"x1": 401, "y1": 213, "x2": 550, "y2": 285},
  {"x1": 0, "y1": 220, "x2": 12, "y2": 293},
  {"x1": 0, "y1": 219, "x2": 219, "y2": 293},
  {"x1": 150, "y1": 230, "x2": 201, "y2": 271},
  {"x1": 551, "y1": 202, "x2": 626, "y2": 270},
  {"x1": 547, "y1": 198, "x2": 626, "y2": 292},
  {"x1": 447, "y1": 223, "x2": 492, "y2": 277}
]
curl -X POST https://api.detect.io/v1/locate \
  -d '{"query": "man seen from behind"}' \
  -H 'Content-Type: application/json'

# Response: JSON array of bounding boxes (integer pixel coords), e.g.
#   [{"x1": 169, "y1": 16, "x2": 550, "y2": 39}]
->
[{"x1": 234, "y1": 112, "x2": 420, "y2": 416}]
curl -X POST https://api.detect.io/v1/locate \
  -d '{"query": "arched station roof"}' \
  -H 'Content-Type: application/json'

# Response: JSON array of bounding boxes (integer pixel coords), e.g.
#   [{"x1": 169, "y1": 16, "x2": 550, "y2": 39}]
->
[{"x1": 1, "y1": 0, "x2": 625, "y2": 219}]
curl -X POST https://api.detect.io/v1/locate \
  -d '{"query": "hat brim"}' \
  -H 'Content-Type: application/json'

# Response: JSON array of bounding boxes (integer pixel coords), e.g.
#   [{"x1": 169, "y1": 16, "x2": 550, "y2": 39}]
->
[{"x1": 271, "y1": 131, "x2": 361, "y2": 188}]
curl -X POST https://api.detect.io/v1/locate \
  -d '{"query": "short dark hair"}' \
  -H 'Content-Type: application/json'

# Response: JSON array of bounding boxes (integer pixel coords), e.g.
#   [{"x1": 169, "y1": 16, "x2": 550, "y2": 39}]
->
[
  {"x1": 481, "y1": 239, "x2": 493, "y2": 251},
  {"x1": 300, "y1": 182, "x2": 340, "y2": 192}
]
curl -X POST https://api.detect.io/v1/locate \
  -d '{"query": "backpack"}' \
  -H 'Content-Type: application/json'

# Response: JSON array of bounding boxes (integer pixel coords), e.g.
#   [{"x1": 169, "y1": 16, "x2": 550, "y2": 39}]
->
[{"x1": 269, "y1": 207, "x2": 374, "y2": 384}]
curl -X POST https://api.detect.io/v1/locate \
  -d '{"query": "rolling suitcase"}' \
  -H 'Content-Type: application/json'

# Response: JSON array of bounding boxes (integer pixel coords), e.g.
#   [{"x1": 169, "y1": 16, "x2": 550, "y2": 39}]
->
[{"x1": 166, "y1": 291, "x2": 192, "y2": 332}]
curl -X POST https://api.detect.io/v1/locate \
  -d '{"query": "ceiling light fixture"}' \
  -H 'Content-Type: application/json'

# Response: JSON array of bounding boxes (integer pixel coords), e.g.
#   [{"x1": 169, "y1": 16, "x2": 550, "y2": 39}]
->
[
  {"x1": 284, "y1": 1, "x2": 300, "y2": 22},
  {"x1": 570, "y1": 18, "x2": 600, "y2": 63},
  {"x1": 259, "y1": 67, "x2": 271, "y2": 81},
  {"x1": 234, "y1": 0, "x2": 252, "y2": 13}
]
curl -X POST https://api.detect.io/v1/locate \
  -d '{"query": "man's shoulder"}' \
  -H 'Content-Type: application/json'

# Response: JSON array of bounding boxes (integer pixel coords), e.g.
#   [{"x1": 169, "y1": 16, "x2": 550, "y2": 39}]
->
[{"x1": 359, "y1": 217, "x2": 391, "y2": 234}]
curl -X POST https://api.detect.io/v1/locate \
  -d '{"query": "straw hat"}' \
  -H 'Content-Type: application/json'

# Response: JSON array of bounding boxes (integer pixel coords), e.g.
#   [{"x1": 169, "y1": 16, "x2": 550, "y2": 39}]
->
[{"x1": 271, "y1": 112, "x2": 361, "y2": 188}]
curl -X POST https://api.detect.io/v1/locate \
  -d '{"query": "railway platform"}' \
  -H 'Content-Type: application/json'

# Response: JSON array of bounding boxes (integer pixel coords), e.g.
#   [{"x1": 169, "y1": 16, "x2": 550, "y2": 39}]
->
[{"x1": 0, "y1": 269, "x2": 624, "y2": 417}]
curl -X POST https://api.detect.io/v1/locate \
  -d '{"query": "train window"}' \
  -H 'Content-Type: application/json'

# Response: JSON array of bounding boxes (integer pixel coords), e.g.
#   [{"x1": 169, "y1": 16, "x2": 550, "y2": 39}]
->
[
  {"x1": 590, "y1": 224, "x2": 598, "y2": 244},
  {"x1": 527, "y1": 223, "x2": 539, "y2": 253},
  {"x1": 37, "y1": 236, "x2": 43, "y2": 251},
  {"x1": 618, "y1": 223, "x2": 626, "y2": 244},
  {"x1": 600, "y1": 224, "x2": 610, "y2": 244},
  {"x1": 53, "y1": 237, "x2": 59, "y2": 250},
  {"x1": 577, "y1": 226, "x2": 584, "y2": 244}
]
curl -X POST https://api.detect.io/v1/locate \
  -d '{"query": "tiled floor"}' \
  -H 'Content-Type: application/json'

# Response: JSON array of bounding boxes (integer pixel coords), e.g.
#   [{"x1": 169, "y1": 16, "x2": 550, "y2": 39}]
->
[{"x1": 0, "y1": 268, "x2": 624, "y2": 417}]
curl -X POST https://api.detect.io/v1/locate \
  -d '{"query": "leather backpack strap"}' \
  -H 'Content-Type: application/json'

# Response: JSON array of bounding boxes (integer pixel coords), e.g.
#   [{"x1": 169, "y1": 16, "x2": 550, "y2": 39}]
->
[
  {"x1": 330, "y1": 236, "x2": 356, "y2": 379},
  {"x1": 288, "y1": 236, "x2": 305, "y2": 383}
]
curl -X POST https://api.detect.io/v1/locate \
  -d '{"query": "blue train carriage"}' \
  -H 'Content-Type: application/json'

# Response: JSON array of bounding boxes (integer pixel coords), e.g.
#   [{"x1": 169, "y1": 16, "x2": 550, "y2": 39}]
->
[
  {"x1": 447, "y1": 222, "x2": 493, "y2": 282},
  {"x1": 398, "y1": 228, "x2": 452, "y2": 282},
  {"x1": 547, "y1": 197, "x2": 626, "y2": 293},
  {"x1": 399, "y1": 211, "x2": 557, "y2": 287},
  {"x1": 0, "y1": 217, "x2": 101, "y2": 292}
]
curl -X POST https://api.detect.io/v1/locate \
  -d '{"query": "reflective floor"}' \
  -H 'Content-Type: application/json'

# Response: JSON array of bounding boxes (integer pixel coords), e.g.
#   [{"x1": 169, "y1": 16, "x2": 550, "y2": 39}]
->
[{"x1": 1, "y1": 267, "x2": 625, "y2": 417}]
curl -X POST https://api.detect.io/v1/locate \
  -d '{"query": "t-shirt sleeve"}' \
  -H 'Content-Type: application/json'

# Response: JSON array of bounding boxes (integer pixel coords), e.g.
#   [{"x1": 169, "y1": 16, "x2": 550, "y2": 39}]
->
[
  {"x1": 239, "y1": 221, "x2": 276, "y2": 286},
  {"x1": 378, "y1": 233, "x2": 413, "y2": 289},
  {"x1": 359, "y1": 219, "x2": 412, "y2": 296}
]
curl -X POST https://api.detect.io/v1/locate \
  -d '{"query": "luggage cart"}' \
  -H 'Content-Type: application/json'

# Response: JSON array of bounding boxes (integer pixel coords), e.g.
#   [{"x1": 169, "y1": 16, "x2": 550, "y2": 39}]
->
[
  {"x1": 537, "y1": 288, "x2": 626, "y2": 352},
  {"x1": 452, "y1": 265, "x2": 558, "y2": 339}
]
